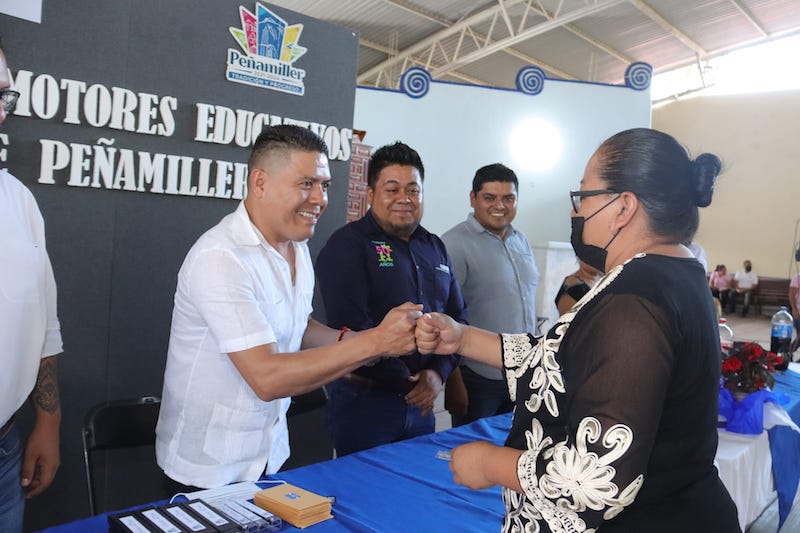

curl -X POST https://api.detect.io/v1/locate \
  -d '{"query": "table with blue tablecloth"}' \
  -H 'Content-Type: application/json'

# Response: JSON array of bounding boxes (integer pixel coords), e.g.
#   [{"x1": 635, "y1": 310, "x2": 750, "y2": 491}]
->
[
  {"x1": 716, "y1": 367, "x2": 800, "y2": 531},
  {"x1": 38, "y1": 416, "x2": 510, "y2": 533},
  {"x1": 716, "y1": 428, "x2": 773, "y2": 530},
  {"x1": 268, "y1": 417, "x2": 507, "y2": 532},
  {"x1": 37, "y1": 374, "x2": 800, "y2": 533},
  {"x1": 768, "y1": 367, "x2": 800, "y2": 528}
]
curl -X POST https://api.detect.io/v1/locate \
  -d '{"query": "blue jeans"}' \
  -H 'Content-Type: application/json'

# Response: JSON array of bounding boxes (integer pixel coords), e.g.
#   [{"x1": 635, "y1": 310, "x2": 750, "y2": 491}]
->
[
  {"x1": 451, "y1": 365, "x2": 513, "y2": 427},
  {"x1": 729, "y1": 290, "x2": 752, "y2": 315},
  {"x1": 326, "y1": 378, "x2": 435, "y2": 456},
  {"x1": 0, "y1": 421, "x2": 24, "y2": 533}
]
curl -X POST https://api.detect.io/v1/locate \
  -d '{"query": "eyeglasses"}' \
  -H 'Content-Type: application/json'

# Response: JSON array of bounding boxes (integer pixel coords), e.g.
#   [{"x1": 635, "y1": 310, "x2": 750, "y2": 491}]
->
[
  {"x1": 569, "y1": 189, "x2": 619, "y2": 212},
  {"x1": 0, "y1": 89, "x2": 20, "y2": 113}
]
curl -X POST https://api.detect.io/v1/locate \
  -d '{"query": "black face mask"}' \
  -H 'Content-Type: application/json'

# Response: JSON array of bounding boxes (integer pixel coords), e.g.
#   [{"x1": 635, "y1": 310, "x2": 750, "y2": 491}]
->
[
  {"x1": 570, "y1": 195, "x2": 622, "y2": 274},
  {"x1": 745, "y1": 266, "x2": 752, "y2": 272}
]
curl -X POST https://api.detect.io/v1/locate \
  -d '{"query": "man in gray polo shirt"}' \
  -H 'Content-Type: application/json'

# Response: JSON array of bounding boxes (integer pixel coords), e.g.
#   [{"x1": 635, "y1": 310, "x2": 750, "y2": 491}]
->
[{"x1": 441, "y1": 163, "x2": 538, "y2": 426}]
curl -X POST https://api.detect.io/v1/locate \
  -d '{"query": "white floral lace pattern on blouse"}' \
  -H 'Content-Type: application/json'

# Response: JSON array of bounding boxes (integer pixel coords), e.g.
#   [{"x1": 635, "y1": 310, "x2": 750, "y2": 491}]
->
[
  {"x1": 500, "y1": 256, "x2": 646, "y2": 532},
  {"x1": 504, "y1": 418, "x2": 643, "y2": 533}
]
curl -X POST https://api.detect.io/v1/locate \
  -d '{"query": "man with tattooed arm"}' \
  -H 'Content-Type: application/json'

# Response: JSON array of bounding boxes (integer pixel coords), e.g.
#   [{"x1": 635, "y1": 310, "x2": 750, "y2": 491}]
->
[{"x1": 0, "y1": 36, "x2": 63, "y2": 533}]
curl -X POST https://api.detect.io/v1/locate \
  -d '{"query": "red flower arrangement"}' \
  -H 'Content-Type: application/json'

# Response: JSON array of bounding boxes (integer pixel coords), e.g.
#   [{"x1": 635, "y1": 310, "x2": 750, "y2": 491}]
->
[{"x1": 721, "y1": 342, "x2": 783, "y2": 393}]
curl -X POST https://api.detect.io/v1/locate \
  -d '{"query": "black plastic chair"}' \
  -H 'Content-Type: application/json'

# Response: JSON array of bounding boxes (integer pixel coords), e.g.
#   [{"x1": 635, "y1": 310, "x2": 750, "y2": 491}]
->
[
  {"x1": 287, "y1": 387, "x2": 328, "y2": 418},
  {"x1": 82, "y1": 396, "x2": 161, "y2": 515},
  {"x1": 283, "y1": 387, "x2": 335, "y2": 469}
]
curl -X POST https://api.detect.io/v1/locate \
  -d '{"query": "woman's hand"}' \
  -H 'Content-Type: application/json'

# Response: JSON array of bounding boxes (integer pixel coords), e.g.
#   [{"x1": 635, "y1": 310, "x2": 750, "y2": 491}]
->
[
  {"x1": 449, "y1": 441, "x2": 496, "y2": 489},
  {"x1": 415, "y1": 312, "x2": 462, "y2": 355},
  {"x1": 449, "y1": 441, "x2": 524, "y2": 492}
]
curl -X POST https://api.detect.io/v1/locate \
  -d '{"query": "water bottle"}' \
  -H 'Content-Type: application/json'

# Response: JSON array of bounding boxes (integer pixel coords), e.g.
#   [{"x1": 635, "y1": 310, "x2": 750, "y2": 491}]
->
[
  {"x1": 718, "y1": 318, "x2": 734, "y2": 356},
  {"x1": 771, "y1": 306, "x2": 793, "y2": 370}
]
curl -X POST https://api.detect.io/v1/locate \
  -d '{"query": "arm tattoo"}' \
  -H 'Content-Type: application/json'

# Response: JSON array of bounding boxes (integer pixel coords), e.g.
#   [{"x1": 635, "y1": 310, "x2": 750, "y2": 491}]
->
[{"x1": 31, "y1": 356, "x2": 60, "y2": 414}]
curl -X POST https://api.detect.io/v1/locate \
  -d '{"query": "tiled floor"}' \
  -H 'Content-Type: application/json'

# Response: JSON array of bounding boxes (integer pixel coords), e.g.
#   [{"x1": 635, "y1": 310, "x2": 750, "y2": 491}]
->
[{"x1": 725, "y1": 313, "x2": 773, "y2": 345}]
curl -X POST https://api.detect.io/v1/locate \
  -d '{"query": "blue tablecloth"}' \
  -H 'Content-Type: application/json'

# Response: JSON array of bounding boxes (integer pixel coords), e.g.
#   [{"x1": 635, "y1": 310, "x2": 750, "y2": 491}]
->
[
  {"x1": 770, "y1": 370, "x2": 800, "y2": 529},
  {"x1": 269, "y1": 415, "x2": 509, "y2": 532},
  {"x1": 39, "y1": 377, "x2": 800, "y2": 533},
  {"x1": 36, "y1": 415, "x2": 511, "y2": 533}
]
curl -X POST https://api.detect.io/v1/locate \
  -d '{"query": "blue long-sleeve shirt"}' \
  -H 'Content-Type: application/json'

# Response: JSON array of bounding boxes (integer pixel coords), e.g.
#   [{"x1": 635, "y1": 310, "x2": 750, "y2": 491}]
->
[{"x1": 316, "y1": 210, "x2": 466, "y2": 394}]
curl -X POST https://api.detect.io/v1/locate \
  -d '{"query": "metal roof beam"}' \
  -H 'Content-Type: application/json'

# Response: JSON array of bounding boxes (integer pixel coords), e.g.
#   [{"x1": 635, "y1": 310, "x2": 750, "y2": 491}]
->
[
  {"x1": 563, "y1": 24, "x2": 634, "y2": 65},
  {"x1": 729, "y1": 0, "x2": 768, "y2": 37},
  {"x1": 651, "y1": 26, "x2": 800, "y2": 77},
  {"x1": 359, "y1": 38, "x2": 490, "y2": 86},
  {"x1": 498, "y1": 48, "x2": 575, "y2": 80},
  {"x1": 359, "y1": 0, "x2": 574, "y2": 85},
  {"x1": 498, "y1": 0, "x2": 516, "y2": 37},
  {"x1": 629, "y1": 0, "x2": 708, "y2": 57},
  {"x1": 377, "y1": 0, "x2": 451, "y2": 27},
  {"x1": 358, "y1": 0, "x2": 528, "y2": 83},
  {"x1": 521, "y1": 3, "x2": 633, "y2": 65},
  {"x1": 431, "y1": 0, "x2": 626, "y2": 79}
]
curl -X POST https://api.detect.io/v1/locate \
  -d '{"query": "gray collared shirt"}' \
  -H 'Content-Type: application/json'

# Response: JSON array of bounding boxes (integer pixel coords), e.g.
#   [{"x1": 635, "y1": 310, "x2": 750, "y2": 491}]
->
[{"x1": 441, "y1": 213, "x2": 538, "y2": 379}]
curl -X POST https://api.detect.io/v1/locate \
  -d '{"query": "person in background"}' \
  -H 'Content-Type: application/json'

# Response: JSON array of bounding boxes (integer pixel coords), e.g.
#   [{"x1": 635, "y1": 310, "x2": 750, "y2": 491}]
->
[
  {"x1": 686, "y1": 241, "x2": 708, "y2": 272},
  {"x1": 709, "y1": 264, "x2": 733, "y2": 313},
  {"x1": 315, "y1": 141, "x2": 466, "y2": 455},
  {"x1": 0, "y1": 37, "x2": 63, "y2": 533},
  {"x1": 731, "y1": 259, "x2": 758, "y2": 317},
  {"x1": 415, "y1": 128, "x2": 739, "y2": 532},
  {"x1": 156, "y1": 126, "x2": 421, "y2": 491},
  {"x1": 554, "y1": 259, "x2": 601, "y2": 315},
  {"x1": 441, "y1": 163, "x2": 538, "y2": 427}
]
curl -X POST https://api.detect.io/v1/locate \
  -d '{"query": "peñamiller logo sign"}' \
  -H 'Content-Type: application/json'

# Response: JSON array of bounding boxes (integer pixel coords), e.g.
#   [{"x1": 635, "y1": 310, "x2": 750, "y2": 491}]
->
[{"x1": 226, "y1": 3, "x2": 308, "y2": 96}]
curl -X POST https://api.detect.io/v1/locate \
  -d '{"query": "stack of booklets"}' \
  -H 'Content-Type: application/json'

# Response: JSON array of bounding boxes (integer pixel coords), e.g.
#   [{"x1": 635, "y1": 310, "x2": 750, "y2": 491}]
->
[{"x1": 254, "y1": 483, "x2": 332, "y2": 528}]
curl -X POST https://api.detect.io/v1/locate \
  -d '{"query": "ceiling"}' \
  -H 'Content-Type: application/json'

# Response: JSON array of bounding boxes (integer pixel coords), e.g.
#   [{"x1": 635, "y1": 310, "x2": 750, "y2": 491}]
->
[{"x1": 266, "y1": 0, "x2": 800, "y2": 95}]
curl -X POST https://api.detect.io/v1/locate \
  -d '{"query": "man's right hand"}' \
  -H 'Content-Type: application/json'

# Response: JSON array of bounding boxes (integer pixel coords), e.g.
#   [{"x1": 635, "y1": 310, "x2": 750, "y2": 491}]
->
[{"x1": 374, "y1": 302, "x2": 423, "y2": 356}]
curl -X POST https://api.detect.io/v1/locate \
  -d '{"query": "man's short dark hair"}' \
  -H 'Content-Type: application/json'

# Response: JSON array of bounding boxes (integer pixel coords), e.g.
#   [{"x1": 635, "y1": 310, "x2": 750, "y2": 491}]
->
[
  {"x1": 472, "y1": 163, "x2": 518, "y2": 194},
  {"x1": 367, "y1": 141, "x2": 424, "y2": 188},
  {"x1": 248, "y1": 125, "x2": 328, "y2": 171}
]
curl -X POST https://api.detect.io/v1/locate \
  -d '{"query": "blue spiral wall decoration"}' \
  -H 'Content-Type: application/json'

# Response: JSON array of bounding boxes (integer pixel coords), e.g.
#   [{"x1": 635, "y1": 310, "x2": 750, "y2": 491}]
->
[
  {"x1": 515, "y1": 66, "x2": 546, "y2": 95},
  {"x1": 400, "y1": 67, "x2": 432, "y2": 99},
  {"x1": 624, "y1": 62, "x2": 652, "y2": 91}
]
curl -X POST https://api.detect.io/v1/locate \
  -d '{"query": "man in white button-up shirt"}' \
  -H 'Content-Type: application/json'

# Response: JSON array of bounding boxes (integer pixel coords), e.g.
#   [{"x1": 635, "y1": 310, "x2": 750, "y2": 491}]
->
[
  {"x1": 0, "y1": 40, "x2": 63, "y2": 533},
  {"x1": 156, "y1": 125, "x2": 422, "y2": 490},
  {"x1": 731, "y1": 259, "x2": 758, "y2": 317}
]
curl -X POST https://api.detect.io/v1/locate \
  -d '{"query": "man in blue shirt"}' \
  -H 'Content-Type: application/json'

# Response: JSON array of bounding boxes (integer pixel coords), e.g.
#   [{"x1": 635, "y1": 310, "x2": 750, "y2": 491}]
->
[
  {"x1": 441, "y1": 163, "x2": 538, "y2": 426},
  {"x1": 316, "y1": 142, "x2": 466, "y2": 455}
]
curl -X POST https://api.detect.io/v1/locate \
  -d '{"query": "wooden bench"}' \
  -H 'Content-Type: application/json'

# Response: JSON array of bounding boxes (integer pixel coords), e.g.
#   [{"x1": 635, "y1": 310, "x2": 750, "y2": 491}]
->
[{"x1": 752, "y1": 276, "x2": 791, "y2": 316}]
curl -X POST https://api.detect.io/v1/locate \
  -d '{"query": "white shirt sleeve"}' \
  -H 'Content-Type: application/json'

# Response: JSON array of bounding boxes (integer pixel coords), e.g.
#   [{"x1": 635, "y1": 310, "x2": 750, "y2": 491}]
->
[{"x1": 41, "y1": 251, "x2": 63, "y2": 357}]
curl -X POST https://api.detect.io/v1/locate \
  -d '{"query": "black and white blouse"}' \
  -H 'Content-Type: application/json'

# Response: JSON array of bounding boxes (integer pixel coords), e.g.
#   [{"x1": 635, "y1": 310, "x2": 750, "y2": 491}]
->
[{"x1": 501, "y1": 254, "x2": 740, "y2": 533}]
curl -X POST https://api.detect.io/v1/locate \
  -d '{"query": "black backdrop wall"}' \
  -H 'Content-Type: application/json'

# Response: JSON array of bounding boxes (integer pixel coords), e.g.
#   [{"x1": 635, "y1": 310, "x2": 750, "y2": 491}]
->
[{"x1": 0, "y1": 1, "x2": 357, "y2": 528}]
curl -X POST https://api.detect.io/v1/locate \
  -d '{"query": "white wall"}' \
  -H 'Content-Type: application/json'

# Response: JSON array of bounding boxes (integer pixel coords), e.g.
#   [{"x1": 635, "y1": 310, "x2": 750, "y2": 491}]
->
[
  {"x1": 653, "y1": 90, "x2": 800, "y2": 278},
  {"x1": 354, "y1": 79, "x2": 652, "y2": 245}
]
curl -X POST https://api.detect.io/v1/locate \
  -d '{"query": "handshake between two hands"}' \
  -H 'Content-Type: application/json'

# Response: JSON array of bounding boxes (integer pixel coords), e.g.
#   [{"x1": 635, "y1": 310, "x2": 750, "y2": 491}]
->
[{"x1": 376, "y1": 302, "x2": 462, "y2": 357}]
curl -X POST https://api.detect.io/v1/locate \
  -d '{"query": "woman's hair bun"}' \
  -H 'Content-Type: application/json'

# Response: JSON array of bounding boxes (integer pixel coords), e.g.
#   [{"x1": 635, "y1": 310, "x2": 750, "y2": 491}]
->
[{"x1": 690, "y1": 153, "x2": 721, "y2": 208}]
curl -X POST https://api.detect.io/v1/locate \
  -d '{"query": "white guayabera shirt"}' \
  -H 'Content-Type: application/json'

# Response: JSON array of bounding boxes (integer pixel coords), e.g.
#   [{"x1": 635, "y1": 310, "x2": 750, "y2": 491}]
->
[{"x1": 0, "y1": 169, "x2": 62, "y2": 428}]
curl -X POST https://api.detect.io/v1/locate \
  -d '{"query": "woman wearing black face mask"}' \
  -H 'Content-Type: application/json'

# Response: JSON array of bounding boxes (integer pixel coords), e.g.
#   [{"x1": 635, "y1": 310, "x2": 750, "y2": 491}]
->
[{"x1": 416, "y1": 128, "x2": 740, "y2": 533}]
